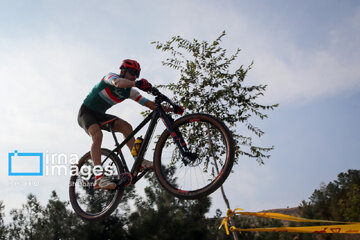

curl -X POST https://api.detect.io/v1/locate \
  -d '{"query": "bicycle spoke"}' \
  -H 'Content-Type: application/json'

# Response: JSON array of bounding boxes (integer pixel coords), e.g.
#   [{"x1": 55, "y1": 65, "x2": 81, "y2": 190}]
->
[
  {"x1": 156, "y1": 116, "x2": 230, "y2": 194},
  {"x1": 70, "y1": 149, "x2": 123, "y2": 219}
]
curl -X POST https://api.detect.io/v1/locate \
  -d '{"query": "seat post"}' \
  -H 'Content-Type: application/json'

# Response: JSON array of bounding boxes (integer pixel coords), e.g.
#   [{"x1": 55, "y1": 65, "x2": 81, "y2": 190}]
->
[{"x1": 109, "y1": 125, "x2": 120, "y2": 147}]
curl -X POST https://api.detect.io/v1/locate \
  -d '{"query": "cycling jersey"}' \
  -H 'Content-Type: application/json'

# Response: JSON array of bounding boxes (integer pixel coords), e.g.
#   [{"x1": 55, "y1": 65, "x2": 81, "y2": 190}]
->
[{"x1": 83, "y1": 73, "x2": 148, "y2": 113}]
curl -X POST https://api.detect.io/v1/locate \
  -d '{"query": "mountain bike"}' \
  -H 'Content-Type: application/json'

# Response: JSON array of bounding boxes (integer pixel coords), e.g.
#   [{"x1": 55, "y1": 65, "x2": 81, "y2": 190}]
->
[{"x1": 69, "y1": 87, "x2": 235, "y2": 221}]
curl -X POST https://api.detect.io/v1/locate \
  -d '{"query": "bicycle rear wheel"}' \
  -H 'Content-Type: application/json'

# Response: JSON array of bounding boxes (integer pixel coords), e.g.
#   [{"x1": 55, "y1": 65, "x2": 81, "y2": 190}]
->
[
  {"x1": 69, "y1": 148, "x2": 124, "y2": 221},
  {"x1": 154, "y1": 113, "x2": 235, "y2": 199}
]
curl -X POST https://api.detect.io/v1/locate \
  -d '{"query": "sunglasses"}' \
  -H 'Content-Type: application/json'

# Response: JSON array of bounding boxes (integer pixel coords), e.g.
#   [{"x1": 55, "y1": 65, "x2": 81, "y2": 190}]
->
[{"x1": 127, "y1": 69, "x2": 140, "y2": 77}]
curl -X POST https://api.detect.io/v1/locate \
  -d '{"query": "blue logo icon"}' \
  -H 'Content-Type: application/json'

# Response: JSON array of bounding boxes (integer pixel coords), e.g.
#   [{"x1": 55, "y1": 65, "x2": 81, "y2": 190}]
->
[{"x1": 8, "y1": 150, "x2": 43, "y2": 176}]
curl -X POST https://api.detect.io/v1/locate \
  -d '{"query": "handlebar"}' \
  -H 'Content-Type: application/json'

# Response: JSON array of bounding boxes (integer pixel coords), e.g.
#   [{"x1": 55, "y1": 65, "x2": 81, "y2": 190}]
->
[{"x1": 150, "y1": 87, "x2": 184, "y2": 115}]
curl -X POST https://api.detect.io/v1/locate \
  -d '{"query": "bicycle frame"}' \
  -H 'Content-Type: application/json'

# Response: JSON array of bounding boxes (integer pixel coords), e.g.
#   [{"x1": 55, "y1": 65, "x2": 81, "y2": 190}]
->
[{"x1": 104, "y1": 97, "x2": 186, "y2": 185}]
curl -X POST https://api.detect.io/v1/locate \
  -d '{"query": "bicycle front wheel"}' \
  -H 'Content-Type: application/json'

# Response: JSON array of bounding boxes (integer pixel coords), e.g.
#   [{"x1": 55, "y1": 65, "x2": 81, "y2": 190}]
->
[
  {"x1": 69, "y1": 148, "x2": 124, "y2": 221},
  {"x1": 154, "y1": 113, "x2": 235, "y2": 199}
]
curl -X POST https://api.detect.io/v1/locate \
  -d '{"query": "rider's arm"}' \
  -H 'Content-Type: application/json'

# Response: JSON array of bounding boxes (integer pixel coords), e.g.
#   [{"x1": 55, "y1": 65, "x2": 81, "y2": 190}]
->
[
  {"x1": 144, "y1": 100, "x2": 156, "y2": 110},
  {"x1": 112, "y1": 78, "x2": 135, "y2": 88},
  {"x1": 130, "y1": 89, "x2": 150, "y2": 106},
  {"x1": 130, "y1": 89, "x2": 172, "y2": 112},
  {"x1": 103, "y1": 73, "x2": 135, "y2": 88}
]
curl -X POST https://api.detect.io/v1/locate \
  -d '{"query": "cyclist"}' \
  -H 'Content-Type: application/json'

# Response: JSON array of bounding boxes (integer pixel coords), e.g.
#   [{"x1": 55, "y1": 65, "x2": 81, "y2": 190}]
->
[{"x1": 77, "y1": 59, "x2": 172, "y2": 189}]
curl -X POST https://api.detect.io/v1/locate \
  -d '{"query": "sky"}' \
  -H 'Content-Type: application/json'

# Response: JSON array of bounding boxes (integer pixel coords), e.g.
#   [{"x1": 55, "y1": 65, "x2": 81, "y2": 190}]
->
[{"x1": 1, "y1": 0, "x2": 360, "y2": 222}]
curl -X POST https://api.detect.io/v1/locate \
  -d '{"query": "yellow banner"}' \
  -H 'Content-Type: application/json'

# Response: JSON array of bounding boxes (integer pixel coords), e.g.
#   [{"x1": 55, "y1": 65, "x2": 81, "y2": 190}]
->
[
  {"x1": 238, "y1": 211, "x2": 351, "y2": 224},
  {"x1": 231, "y1": 224, "x2": 360, "y2": 234},
  {"x1": 219, "y1": 208, "x2": 360, "y2": 235}
]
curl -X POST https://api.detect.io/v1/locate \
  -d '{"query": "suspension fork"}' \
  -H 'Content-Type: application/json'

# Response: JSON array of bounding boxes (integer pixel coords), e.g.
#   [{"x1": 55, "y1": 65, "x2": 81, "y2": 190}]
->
[{"x1": 159, "y1": 111, "x2": 190, "y2": 157}]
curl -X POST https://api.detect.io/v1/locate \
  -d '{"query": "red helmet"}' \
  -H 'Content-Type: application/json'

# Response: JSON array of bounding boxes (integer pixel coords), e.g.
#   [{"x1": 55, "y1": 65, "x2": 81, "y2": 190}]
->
[{"x1": 120, "y1": 59, "x2": 141, "y2": 72}]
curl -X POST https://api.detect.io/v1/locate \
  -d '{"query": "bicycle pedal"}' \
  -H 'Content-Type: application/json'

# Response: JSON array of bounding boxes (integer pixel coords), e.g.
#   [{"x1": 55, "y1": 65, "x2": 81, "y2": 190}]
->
[{"x1": 117, "y1": 173, "x2": 132, "y2": 188}]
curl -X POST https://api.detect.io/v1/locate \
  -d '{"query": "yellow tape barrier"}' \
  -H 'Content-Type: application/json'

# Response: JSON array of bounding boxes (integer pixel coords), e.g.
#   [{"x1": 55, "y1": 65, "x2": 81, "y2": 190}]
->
[{"x1": 219, "y1": 208, "x2": 360, "y2": 235}]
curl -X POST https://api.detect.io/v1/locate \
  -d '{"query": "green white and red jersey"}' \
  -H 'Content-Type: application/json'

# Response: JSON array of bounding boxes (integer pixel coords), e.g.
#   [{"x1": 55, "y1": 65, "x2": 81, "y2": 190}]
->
[{"x1": 83, "y1": 73, "x2": 148, "y2": 113}]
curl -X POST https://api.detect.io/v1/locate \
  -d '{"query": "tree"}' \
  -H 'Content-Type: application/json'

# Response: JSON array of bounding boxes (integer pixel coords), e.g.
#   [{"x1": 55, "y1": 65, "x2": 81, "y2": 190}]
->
[
  {"x1": 73, "y1": 214, "x2": 129, "y2": 240},
  {"x1": 0, "y1": 201, "x2": 6, "y2": 240},
  {"x1": 6, "y1": 190, "x2": 132, "y2": 240},
  {"x1": 338, "y1": 184, "x2": 360, "y2": 222},
  {"x1": 300, "y1": 169, "x2": 360, "y2": 240},
  {"x1": 8, "y1": 194, "x2": 44, "y2": 240},
  {"x1": 301, "y1": 169, "x2": 360, "y2": 221},
  {"x1": 72, "y1": 186, "x2": 136, "y2": 240},
  {"x1": 153, "y1": 31, "x2": 278, "y2": 165},
  {"x1": 41, "y1": 191, "x2": 78, "y2": 240},
  {"x1": 7, "y1": 192, "x2": 80, "y2": 240},
  {"x1": 152, "y1": 31, "x2": 278, "y2": 239},
  {"x1": 127, "y1": 170, "x2": 213, "y2": 240}
]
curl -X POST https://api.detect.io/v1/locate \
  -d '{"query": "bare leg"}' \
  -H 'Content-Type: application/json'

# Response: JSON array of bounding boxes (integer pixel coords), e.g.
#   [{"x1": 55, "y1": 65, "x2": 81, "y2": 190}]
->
[
  {"x1": 113, "y1": 118, "x2": 153, "y2": 171},
  {"x1": 87, "y1": 124, "x2": 103, "y2": 166},
  {"x1": 113, "y1": 118, "x2": 135, "y2": 151}
]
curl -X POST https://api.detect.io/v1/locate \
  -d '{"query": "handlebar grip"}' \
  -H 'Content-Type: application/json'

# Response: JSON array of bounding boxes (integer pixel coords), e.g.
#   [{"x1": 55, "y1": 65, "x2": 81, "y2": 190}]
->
[{"x1": 150, "y1": 87, "x2": 160, "y2": 96}]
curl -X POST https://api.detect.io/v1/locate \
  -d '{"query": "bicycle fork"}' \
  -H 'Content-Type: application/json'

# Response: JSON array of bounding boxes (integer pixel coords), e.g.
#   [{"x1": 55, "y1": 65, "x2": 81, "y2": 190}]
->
[{"x1": 160, "y1": 113, "x2": 197, "y2": 166}]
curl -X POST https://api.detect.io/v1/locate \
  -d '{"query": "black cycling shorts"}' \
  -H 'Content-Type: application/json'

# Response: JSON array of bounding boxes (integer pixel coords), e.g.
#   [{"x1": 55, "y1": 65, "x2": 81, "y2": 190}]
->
[{"x1": 77, "y1": 104, "x2": 119, "y2": 134}]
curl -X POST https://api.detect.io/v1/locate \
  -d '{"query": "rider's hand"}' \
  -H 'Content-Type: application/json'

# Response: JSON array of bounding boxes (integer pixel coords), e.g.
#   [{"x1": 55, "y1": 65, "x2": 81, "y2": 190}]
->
[
  {"x1": 173, "y1": 105, "x2": 184, "y2": 115},
  {"x1": 135, "y1": 78, "x2": 153, "y2": 92}
]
